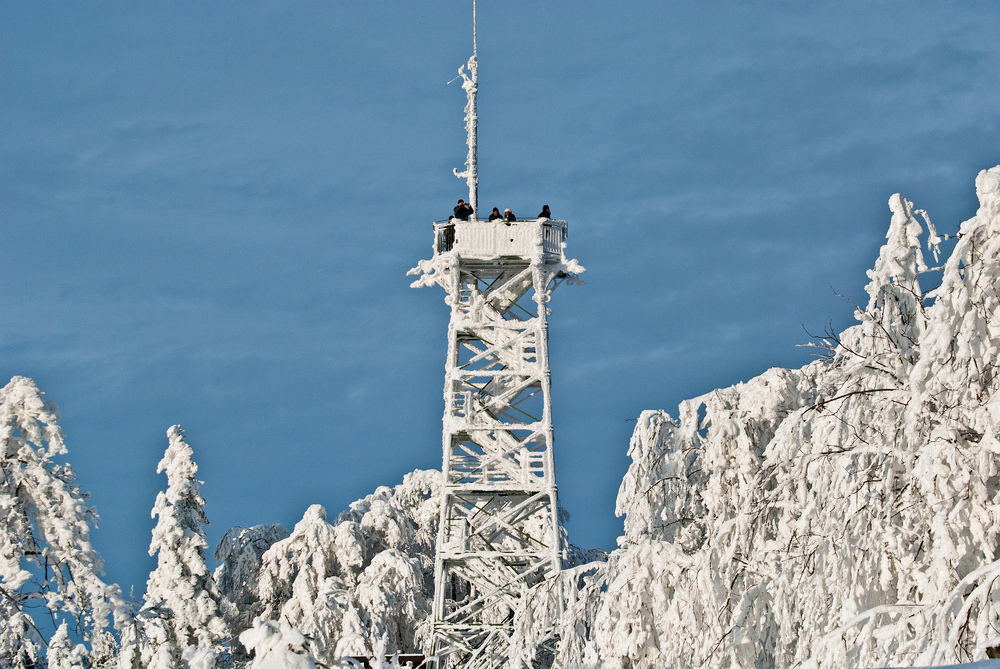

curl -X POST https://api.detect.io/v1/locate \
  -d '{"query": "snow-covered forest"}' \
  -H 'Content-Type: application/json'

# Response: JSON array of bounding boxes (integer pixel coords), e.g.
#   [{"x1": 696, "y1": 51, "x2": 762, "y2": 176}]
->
[{"x1": 3, "y1": 165, "x2": 1000, "y2": 668}]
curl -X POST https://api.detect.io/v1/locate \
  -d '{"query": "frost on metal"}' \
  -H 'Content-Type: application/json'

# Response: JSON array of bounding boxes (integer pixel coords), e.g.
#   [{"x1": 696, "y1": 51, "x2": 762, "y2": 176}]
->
[
  {"x1": 452, "y1": 52, "x2": 479, "y2": 217},
  {"x1": 410, "y1": 214, "x2": 584, "y2": 668},
  {"x1": 408, "y1": 219, "x2": 585, "y2": 291},
  {"x1": 451, "y1": 2, "x2": 479, "y2": 217}
]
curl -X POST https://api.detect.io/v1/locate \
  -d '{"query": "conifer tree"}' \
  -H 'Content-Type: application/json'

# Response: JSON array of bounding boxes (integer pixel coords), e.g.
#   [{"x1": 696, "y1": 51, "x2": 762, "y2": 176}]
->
[
  {"x1": 214, "y1": 523, "x2": 289, "y2": 657},
  {"x1": 139, "y1": 426, "x2": 229, "y2": 668},
  {"x1": 238, "y1": 617, "x2": 318, "y2": 669},
  {"x1": 256, "y1": 504, "x2": 353, "y2": 663},
  {"x1": 252, "y1": 471, "x2": 440, "y2": 664},
  {"x1": 46, "y1": 622, "x2": 88, "y2": 669}
]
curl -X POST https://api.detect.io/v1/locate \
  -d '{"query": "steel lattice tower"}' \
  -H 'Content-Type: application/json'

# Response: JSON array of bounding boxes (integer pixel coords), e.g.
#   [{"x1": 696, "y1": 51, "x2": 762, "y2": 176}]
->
[
  {"x1": 411, "y1": 219, "x2": 581, "y2": 668},
  {"x1": 408, "y1": 9, "x2": 583, "y2": 665}
]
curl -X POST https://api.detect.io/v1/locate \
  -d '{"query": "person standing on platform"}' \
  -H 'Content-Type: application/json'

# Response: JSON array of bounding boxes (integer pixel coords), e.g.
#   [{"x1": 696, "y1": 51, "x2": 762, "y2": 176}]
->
[
  {"x1": 504, "y1": 209, "x2": 516, "y2": 222},
  {"x1": 454, "y1": 199, "x2": 474, "y2": 221},
  {"x1": 489, "y1": 207, "x2": 502, "y2": 221},
  {"x1": 442, "y1": 217, "x2": 456, "y2": 251},
  {"x1": 538, "y1": 205, "x2": 551, "y2": 219}
]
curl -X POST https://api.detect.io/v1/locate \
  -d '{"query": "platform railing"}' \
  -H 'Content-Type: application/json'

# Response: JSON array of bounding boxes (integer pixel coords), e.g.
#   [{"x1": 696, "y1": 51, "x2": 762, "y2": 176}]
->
[{"x1": 434, "y1": 219, "x2": 567, "y2": 258}]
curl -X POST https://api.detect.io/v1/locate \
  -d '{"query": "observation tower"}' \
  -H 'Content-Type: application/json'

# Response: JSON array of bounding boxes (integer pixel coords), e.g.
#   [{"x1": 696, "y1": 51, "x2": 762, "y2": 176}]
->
[{"x1": 408, "y1": 8, "x2": 584, "y2": 668}]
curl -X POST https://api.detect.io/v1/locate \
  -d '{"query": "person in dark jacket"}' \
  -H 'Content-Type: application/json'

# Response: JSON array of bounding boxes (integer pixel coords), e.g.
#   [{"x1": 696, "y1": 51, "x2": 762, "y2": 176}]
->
[
  {"x1": 504, "y1": 208, "x2": 516, "y2": 222},
  {"x1": 454, "y1": 199, "x2": 474, "y2": 221},
  {"x1": 488, "y1": 207, "x2": 502, "y2": 221},
  {"x1": 442, "y1": 217, "x2": 456, "y2": 250},
  {"x1": 538, "y1": 205, "x2": 551, "y2": 219}
]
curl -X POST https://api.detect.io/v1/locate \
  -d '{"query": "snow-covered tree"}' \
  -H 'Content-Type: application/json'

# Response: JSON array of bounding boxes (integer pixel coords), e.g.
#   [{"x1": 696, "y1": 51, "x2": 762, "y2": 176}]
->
[
  {"x1": 214, "y1": 522, "x2": 288, "y2": 655},
  {"x1": 46, "y1": 622, "x2": 89, "y2": 669},
  {"x1": 859, "y1": 191, "x2": 934, "y2": 364},
  {"x1": 248, "y1": 470, "x2": 440, "y2": 664},
  {"x1": 353, "y1": 550, "x2": 428, "y2": 654},
  {"x1": 0, "y1": 376, "x2": 122, "y2": 667},
  {"x1": 254, "y1": 503, "x2": 351, "y2": 662},
  {"x1": 239, "y1": 618, "x2": 318, "y2": 669},
  {"x1": 135, "y1": 426, "x2": 230, "y2": 668},
  {"x1": 508, "y1": 166, "x2": 1000, "y2": 668}
]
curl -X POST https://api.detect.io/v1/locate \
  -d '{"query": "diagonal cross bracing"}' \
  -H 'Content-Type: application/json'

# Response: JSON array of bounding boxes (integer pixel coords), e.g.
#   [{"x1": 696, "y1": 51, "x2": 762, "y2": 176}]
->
[{"x1": 435, "y1": 262, "x2": 560, "y2": 668}]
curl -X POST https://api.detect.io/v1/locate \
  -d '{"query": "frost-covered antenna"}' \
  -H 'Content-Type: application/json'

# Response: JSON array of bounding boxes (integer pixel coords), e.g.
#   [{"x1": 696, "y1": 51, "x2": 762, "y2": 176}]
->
[{"x1": 453, "y1": 0, "x2": 479, "y2": 218}]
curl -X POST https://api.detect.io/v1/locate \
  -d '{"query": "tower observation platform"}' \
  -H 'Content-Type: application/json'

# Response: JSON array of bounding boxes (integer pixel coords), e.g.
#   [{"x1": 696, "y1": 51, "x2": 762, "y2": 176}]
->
[{"x1": 432, "y1": 218, "x2": 569, "y2": 261}]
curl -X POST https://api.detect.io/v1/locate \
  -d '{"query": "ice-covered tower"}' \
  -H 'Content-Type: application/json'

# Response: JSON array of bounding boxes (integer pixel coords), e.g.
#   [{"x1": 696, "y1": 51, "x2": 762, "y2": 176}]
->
[{"x1": 407, "y1": 8, "x2": 584, "y2": 667}]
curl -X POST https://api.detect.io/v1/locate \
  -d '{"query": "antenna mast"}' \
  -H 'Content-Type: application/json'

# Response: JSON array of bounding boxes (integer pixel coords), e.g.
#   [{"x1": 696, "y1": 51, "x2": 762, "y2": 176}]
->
[{"x1": 453, "y1": 0, "x2": 479, "y2": 217}]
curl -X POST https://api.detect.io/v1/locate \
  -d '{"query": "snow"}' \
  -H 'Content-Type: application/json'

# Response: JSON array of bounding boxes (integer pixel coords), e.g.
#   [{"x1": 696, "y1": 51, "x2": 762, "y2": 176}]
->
[
  {"x1": 894, "y1": 663, "x2": 1000, "y2": 669},
  {"x1": 214, "y1": 523, "x2": 289, "y2": 634},
  {"x1": 239, "y1": 618, "x2": 318, "y2": 669}
]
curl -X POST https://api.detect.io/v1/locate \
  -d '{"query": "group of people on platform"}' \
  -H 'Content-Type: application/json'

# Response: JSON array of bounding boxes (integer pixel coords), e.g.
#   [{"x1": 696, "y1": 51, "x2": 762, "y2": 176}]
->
[
  {"x1": 441, "y1": 200, "x2": 553, "y2": 252},
  {"x1": 451, "y1": 199, "x2": 552, "y2": 223}
]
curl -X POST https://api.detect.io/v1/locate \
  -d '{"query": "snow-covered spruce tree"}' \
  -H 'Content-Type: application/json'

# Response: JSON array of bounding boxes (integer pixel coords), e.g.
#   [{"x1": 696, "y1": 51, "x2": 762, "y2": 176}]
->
[
  {"x1": 253, "y1": 504, "x2": 350, "y2": 662},
  {"x1": 250, "y1": 469, "x2": 440, "y2": 665},
  {"x1": 352, "y1": 550, "x2": 427, "y2": 656},
  {"x1": 214, "y1": 523, "x2": 288, "y2": 657},
  {"x1": 46, "y1": 622, "x2": 89, "y2": 669},
  {"x1": 0, "y1": 376, "x2": 122, "y2": 667},
  {"x1": 132, "y1": 426, "x2": 230, "y2": 668},
  {"x1": 508, "y1": 166, "x2": 1000, "y2": 668}
]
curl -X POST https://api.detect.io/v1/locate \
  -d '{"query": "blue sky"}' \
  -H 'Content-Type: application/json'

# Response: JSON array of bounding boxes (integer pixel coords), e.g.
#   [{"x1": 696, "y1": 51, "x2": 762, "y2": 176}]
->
[{"x1": 2, "y1": 1, "x2": 998, "y2": 595}]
